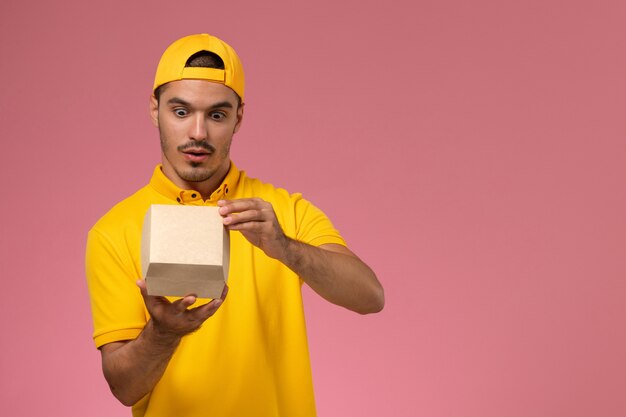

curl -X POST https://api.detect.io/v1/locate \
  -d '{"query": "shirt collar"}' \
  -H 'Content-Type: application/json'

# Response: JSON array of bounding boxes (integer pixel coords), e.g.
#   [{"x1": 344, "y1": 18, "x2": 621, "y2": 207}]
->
[{"x1": 149, "y1": 162, "x2": 241, "y2": 205}]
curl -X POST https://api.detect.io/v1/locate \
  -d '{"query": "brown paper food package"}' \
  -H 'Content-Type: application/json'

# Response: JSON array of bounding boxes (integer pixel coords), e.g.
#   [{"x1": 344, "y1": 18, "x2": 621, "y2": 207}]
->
[{"x1": 141, "y1": 204, "x2": 229, "y2": 299}]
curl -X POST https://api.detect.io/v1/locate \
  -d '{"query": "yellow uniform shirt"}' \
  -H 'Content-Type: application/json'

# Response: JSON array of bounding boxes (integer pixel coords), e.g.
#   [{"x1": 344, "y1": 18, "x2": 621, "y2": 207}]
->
[{"x1": 86, "y1": 164, "x2": 346, "y2": 417}]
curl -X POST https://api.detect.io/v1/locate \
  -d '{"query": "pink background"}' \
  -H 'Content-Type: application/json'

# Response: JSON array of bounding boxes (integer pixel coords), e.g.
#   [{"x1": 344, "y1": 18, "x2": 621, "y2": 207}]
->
[{"x1": 1, "y1": 0, "x2": 625, "y2": 416}]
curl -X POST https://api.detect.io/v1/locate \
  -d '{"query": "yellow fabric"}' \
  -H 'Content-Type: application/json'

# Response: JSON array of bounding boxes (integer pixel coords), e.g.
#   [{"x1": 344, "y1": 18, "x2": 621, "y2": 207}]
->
[
  {"x1": 153, "y1": 33, "x2": 245, "y2": 100},
  {"x1": 85, "y1": 163, "x2": 345, "y2": 417},
  {"x1": 181, "y1": 67, "x2": 225, "y2": 83}
]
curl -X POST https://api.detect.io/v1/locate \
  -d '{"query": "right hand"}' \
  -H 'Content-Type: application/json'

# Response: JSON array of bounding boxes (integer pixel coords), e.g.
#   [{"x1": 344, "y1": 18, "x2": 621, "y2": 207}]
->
[{"x1": 136, "y1": 280, "x2": 228, "y2": 338}]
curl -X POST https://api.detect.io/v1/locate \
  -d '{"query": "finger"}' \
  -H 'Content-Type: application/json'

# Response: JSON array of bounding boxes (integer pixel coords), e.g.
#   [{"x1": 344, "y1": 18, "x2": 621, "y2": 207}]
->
[
  {"x1": 226, "y1": 220, "x2": 268, "y2": 232},
  {"x1": 219, "y1": 284, "x2": 229, "y2": 300},
  {"x1": 136, "y1": 279, "x2": 170, "y2": 305},
  {"x1": 218, "y1": 198, "x2": 265, "y2": 216},
  {"x1": 222, "y1": 209, "x2": 267, "y2": 226},
  {"x1": 171, "y1": 294, "x2": 198, "y2": 313},
  {"x1": 191, "y1": 298, "x2": 224, "y2": 320},
  {"x1": 188, "y1": 285, "x2": 229, "y2": 320},
  {"x1": 136, "y1": 279, "x2": 148, "y2": 297}
]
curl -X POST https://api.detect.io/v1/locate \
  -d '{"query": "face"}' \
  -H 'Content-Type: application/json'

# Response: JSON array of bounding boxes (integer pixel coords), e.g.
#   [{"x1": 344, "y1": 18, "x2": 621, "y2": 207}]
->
[{"x1": 150, "y1": 79, "x2": 243, "y2": 192}]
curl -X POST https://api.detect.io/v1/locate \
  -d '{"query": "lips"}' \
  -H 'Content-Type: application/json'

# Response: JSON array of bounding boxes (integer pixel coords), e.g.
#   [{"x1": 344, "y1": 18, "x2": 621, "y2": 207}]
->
[
  {"x1": 182, "y1": 148, "x2": 211, "y2": 162},
  {"x1": 183, "y1": 148, "x2": 210, "y2": 155}
]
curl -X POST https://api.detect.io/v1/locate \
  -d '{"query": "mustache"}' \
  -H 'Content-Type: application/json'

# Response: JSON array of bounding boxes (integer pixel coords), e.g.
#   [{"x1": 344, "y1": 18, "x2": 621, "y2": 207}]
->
[{"x1": 177, "y1": 142, "x2": 215, "y2": 153}]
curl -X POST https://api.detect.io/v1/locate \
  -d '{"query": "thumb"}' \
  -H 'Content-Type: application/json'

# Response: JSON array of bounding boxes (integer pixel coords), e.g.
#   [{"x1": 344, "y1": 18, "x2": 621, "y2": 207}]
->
[{"x1": 136, "y1": 279, "x2": 149, "y2": 298}]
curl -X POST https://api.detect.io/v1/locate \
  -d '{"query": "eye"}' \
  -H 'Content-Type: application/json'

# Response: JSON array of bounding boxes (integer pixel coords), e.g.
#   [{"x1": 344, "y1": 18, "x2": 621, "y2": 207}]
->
[
  {"x1": 210, "y1": 111, "x2": 226, "y2": 121},
  {"x1": 173, "y1": 108, "x2": 188, "y2": 117}
]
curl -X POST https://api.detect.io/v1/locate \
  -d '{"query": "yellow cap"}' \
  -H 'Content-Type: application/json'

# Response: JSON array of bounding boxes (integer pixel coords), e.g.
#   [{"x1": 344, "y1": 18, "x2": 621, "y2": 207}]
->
[{"x1": 153, "y1": 34, "x2": 245, "y2": 101}]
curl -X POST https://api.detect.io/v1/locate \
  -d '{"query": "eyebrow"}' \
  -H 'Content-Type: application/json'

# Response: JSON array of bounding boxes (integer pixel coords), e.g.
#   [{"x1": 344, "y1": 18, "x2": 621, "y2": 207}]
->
[{"x1": 166, "y1": 97, "x2": 234, "y2": 109}]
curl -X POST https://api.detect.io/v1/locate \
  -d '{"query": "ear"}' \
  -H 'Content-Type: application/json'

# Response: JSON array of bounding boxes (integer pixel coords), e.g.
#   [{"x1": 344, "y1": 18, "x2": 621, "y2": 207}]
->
[
  {"x1": 233, "y1": 102, "x2": 245, "y2": 134},
  {"x1": 149, "y1": 95, "x2": 159, "y2": 128}
]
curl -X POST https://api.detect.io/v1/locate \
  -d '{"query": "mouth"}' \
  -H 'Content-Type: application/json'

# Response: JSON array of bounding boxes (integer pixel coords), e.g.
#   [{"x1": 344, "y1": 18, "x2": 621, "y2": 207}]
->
[
  {"x1": 184, "y1": 148, "x2": 210, "y2": 155},
  {"x1": 178, "y1": 141, "x2": 216, "y2": 164},
  {"x1": 182, "y1": 148, "x2": 211, "y2": 162}
]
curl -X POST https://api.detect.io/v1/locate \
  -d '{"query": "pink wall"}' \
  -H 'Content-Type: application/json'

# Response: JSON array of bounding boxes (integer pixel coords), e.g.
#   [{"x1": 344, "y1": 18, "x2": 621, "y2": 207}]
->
[{"x1": 1, "y1": 0, "x2": 625, "y2": 416}]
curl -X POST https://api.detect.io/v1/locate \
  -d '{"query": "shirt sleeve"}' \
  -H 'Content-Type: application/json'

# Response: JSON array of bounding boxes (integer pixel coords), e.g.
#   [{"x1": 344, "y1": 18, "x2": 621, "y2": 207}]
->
[
  {"x1": 292, "y1": 194, "x2": 347, "y2": 247},
  {"x1": 85, "y1": 227, "x2": 147, "y2": 348}
]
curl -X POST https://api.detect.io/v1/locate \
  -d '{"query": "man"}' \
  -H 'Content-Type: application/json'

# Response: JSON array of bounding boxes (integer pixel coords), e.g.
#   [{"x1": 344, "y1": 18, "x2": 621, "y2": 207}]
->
[{"x1": 86, "y1": 33, "x2": 384, "y2": 417}]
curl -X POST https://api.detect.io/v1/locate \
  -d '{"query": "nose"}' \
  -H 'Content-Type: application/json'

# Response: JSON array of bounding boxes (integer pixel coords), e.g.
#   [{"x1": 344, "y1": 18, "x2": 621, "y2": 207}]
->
[{"x1": 189, "y1": 113, "x2": 208, "y2": 141}]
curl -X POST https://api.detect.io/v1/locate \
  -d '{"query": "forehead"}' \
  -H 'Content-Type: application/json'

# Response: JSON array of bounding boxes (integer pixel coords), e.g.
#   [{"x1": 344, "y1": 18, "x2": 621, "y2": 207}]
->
[{"x1": 159, "y1": 79, "x2": 239, "y2": 106}]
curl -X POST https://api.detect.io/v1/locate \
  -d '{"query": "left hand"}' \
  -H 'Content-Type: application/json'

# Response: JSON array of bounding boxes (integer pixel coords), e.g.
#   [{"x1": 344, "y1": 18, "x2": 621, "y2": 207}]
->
[{"x1": 217, "y1": 198, "x2": 289, "y2": 260}]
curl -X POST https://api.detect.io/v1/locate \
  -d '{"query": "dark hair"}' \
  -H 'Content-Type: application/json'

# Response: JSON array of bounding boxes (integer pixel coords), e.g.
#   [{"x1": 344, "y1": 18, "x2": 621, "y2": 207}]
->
[
  {"x1": 185, "y1": 51, "x2": 225, "y2": 69},
  {"x1": 154, "y1": 51, "x2": 241, "y2": 106}
]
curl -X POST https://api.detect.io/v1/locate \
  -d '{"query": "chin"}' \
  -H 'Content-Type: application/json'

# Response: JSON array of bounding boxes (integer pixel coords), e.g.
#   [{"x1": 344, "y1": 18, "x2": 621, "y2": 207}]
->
[{"x1": 177, "y1": 167, "x2": 214, "y2": 183}]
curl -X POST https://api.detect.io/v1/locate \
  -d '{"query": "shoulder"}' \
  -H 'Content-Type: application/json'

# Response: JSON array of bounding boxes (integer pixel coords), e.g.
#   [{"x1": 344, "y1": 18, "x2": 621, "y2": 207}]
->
[
  {"x1": 90, "y1": 185, "x2": 154, "y2": 239},
  {"x1": 235, "y1": 170, "x2": 303, "y2": 208}
]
